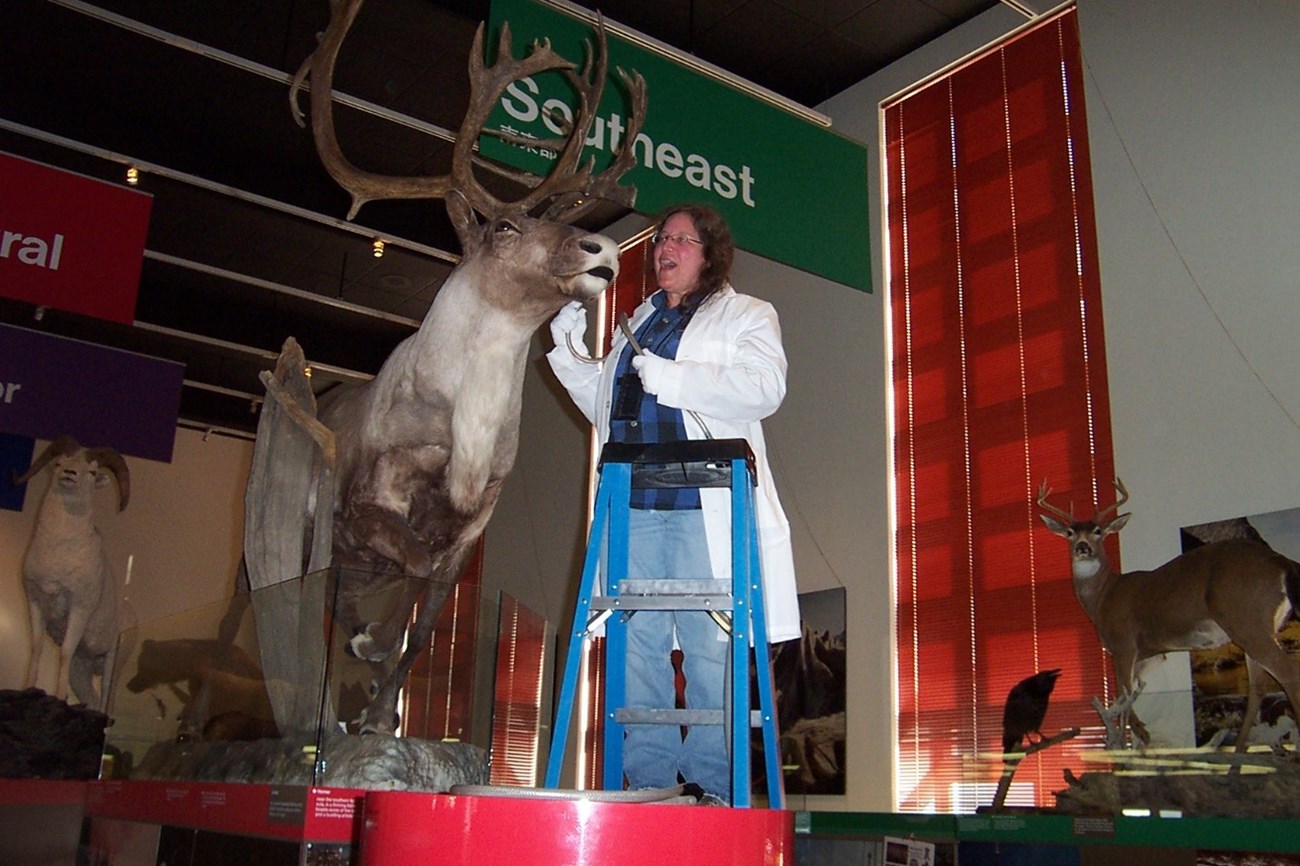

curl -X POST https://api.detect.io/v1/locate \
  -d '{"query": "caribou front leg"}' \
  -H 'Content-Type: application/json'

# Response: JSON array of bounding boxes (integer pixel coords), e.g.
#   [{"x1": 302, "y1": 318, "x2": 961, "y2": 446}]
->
[
  {"x1": 340, "y1": 504, "x2": 433, "y2": 662},
  {"x1": 350, "y1": 580, "x2": 428, "y2": 664},
  {"x1": 355, "y1": 544, "x2": 475, "y2": 735}
]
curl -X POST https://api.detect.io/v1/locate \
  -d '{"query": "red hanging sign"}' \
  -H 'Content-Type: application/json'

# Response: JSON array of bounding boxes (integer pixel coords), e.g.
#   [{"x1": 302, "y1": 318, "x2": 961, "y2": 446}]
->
[{"x1": 0, "y1": 151, "x2": 152, "y2": 325}]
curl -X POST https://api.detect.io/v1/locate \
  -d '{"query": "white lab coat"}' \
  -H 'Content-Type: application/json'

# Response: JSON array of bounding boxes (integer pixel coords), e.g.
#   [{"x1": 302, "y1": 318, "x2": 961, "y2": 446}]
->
[{"x1": 547, "y1": 284, "x2": 801, "y2": 643}]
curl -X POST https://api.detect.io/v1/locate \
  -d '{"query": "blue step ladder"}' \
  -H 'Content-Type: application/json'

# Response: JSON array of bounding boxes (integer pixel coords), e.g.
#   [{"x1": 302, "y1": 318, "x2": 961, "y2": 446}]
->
[{"x1": 545, "y1": 439, "x2": 784, "y2": 809}]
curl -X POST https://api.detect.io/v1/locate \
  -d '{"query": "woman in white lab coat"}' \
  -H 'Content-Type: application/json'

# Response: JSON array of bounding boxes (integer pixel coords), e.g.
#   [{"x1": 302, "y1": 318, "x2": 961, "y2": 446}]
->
[{"x1": 547, "y1": 204, "x2": 798, "y2": 805}]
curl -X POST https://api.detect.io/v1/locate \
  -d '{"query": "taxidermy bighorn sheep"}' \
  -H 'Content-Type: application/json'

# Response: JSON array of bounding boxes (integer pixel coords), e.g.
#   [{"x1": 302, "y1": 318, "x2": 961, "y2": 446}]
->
[
  {"x1": 1038, "y1": 477, "x2": 1300, "y2": 750},
  {"x1": 14, "y1": 435, "x2": 129, "y2": 709},
  {"x1": 243, "y1": 0, "x2": 645, "y2": 735}
]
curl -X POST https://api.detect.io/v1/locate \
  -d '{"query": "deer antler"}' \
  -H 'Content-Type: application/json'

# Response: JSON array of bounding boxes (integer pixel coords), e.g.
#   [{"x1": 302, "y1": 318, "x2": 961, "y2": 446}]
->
[
  {"x1": 1096, "y1": 477, "x2": 1129, "y2": 522},
  {"x1": 1036, "y1": 479, "x2": 1075, "y2": 524},
  {"x1": 290, "y1": 0, "x2": 645, "y2": 222}
]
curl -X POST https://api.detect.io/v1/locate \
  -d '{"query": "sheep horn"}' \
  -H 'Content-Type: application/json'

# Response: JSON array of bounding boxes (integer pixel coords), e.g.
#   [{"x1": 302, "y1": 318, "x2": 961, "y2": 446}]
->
[
  {"x1": 84, "y1": 447, "x2": 131, "y2": 512},
  {"x1": 12, "y1": 435, "x2": 82, "y2": 486}
]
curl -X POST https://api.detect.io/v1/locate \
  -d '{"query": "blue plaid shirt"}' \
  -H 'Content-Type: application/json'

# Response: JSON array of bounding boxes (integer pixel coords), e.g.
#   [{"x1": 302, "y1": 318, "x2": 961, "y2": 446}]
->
[{"x1": 610, "y1": 292, "x2": 700, "y2": 510}]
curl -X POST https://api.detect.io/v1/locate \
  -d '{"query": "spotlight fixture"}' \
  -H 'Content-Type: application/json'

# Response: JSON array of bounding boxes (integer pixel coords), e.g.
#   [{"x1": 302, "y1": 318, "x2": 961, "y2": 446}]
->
[
  {"x1": 372, "y1": 238, "x2": 385, "y2": 258},
  {"x1": 304, "y1": 365, "x2": 313, "y2": 379},
  {"x1": 126, "y1": 166, "x2": 139, "y2": 185}
]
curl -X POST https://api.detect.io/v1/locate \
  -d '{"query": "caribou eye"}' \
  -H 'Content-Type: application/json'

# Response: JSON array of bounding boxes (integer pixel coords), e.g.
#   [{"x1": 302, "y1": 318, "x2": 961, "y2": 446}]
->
[{"x1": 494, "y1": 219, "x2": 520, "y2": 235}]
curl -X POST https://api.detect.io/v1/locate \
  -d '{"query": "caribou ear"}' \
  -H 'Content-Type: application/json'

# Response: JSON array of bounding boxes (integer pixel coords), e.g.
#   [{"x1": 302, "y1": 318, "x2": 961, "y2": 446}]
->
[{"x1": 446, "y1": 190, "x2": 481, "y2": 251}]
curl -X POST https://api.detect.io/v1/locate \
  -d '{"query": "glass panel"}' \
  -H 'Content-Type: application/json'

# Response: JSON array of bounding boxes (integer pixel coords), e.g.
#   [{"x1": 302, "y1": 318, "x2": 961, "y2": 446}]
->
[
  {"x1": 488, "y1": 592, "x2": 555, "y2": 787},
  {"x1": 103, "y1": 564, "x2": 496, "y2": 792}
]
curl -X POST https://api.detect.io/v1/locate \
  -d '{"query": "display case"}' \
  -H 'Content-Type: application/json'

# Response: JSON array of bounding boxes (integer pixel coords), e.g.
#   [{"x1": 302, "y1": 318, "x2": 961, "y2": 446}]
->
[
  {"x1": 60, "y1": 565, "x2": 561, "y2": 864},
  {"x1": 103, "y1": 565, "x2": 502, "y2": 792}
]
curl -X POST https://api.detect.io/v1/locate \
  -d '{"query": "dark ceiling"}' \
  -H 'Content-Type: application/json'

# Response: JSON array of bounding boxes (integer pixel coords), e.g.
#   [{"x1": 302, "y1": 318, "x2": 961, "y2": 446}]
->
[{"x1": 0, "y1": 0, "x2": 1000, "y2": 440}]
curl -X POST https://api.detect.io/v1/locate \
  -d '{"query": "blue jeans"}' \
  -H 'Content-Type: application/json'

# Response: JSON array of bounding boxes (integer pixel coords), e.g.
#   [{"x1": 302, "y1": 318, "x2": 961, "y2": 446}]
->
[{"x1": 619, "y1": 508, "x2": 731, "y2": 802}]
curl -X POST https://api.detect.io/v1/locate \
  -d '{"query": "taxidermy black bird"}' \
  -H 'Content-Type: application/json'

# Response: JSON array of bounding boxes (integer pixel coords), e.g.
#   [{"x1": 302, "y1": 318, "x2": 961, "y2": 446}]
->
[{"x1": 1001, "y1": 668, "x2": 1062, "y2": 757}]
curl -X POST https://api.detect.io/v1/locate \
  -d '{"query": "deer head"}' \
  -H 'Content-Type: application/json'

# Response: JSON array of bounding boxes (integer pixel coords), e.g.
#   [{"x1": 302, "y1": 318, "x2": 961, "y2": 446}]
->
[{"x1": 1037, "y1": 477, "x2": 1129, "y2": 576}]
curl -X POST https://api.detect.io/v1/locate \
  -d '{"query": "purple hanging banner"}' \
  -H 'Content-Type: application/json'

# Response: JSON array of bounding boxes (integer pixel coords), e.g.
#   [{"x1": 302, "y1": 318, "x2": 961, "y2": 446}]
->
[
  {"x1": 0, "y1": 322, "x2": 183, "y2": 462},
  {"x1": 0, "y1": 432, "x2": 35, "y2": 511}
]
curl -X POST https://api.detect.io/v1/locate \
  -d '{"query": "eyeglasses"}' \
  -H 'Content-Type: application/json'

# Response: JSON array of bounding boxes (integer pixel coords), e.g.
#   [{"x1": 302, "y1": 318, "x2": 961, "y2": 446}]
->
[{"x1": 651, "y1": 231, "x2": 703, "y2": 248}]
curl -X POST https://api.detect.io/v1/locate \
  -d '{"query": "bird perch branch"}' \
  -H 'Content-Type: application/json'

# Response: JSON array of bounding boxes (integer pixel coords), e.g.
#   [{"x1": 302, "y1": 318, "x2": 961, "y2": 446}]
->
[{"x1": 990, "y1": 727, "x2": 1081, "y2": 811}]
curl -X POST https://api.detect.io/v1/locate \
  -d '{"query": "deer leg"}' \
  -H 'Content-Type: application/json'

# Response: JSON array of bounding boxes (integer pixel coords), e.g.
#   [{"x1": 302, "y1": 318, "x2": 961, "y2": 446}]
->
[
  {"x1": 1230, "y1": 635, "x2": 1300, "y2": 753},
  {"x1": 344, "y1": 505, "x2": 434, "y2": 579},
  {"x1": 1231, "y1": 656, "x2": 1271, "y2": 753},
  {"x1": 1114, "y1": 650, "x2": 1150, "y2": 747}
]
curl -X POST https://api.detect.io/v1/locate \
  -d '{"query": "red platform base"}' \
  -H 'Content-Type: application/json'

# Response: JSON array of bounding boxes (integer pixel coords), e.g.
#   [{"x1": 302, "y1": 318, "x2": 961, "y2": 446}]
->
[{"x1": 360, "y1": 790, "x2": 794, "y2": 866}]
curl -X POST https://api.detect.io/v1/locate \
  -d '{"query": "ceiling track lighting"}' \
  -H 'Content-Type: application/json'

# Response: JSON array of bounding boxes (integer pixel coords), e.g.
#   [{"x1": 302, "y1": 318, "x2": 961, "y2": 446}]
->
[
  {"x1": 126, "y1": 165, "x2": 140, "y2": 185},
  {"x1": 372, "y1": 238, "x2": 385, "y2": 258}
]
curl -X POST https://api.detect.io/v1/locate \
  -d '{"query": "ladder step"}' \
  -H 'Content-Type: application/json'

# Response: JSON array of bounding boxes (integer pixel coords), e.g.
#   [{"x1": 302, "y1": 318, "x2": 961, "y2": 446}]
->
[
  {"x1": 592, "y1": 578, "x2": 737, "y2": 611},
  {"x1": 616, "y1": 708, "x2": 723, "y2": 726},
  {"x1": 614, "y1": 708, "x2": 768, "y2": 727},
  {"x1": 591, "y1": 595, "x2": 734, "y2": 611},
  {"x1": 618, "y1": 579, "x2": 732, "y2": 596}
]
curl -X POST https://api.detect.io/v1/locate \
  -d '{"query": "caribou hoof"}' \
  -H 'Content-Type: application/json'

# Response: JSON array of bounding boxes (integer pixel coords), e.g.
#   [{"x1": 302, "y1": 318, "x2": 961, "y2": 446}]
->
[{"x1": 347, "y1": 623, "x2": 393, "y2": 663}]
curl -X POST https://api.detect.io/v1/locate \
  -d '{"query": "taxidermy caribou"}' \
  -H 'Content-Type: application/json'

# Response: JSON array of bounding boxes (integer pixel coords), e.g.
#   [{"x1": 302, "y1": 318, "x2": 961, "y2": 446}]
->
[
  {"x1": 244, "y1": 0, "x2": 646, "y2": 735},
  {"x1": 1038, "y1": 478, "x2": 1300, "y2": 750},
  {"x1": 14, "y1": 436, "x2": 129, "y2": 710}
]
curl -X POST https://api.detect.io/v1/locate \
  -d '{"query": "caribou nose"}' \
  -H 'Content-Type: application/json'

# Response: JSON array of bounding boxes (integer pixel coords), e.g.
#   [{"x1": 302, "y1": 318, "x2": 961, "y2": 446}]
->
[{"x1": 579, "y1": 239, "x2": 604, "y2": 254}]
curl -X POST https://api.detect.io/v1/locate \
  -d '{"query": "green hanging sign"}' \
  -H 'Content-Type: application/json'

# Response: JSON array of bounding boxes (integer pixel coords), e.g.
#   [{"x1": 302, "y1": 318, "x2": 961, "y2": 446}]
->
[{"x1": 483, "y1": 0, "x2": 873, "y2": 293}]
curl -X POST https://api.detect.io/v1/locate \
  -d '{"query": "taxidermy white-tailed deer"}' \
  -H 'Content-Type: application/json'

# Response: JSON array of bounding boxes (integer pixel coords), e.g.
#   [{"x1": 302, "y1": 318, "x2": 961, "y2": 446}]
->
[
  {"x1": 252, "y1": 0, "x2": 646, "y2": 735},
  {"x1": 15, "y1": 436, "x2": 129, "y2": 709},
  {"x1": 1038, "y1": 478, "x2": 1300, "y2": 750}
]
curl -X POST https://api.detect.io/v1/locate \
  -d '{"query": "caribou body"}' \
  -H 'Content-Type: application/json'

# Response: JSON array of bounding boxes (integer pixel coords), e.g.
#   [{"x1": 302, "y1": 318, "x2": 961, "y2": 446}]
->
[{"x1": 244, "y1": 0, "x2": 645, "y2": 735}]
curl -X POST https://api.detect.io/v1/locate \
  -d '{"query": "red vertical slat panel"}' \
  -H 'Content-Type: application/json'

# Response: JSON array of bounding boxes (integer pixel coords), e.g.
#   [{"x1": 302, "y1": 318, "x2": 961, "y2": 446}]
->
[
  {"x1": 888, "y1": 8, "x2": 1115, "y2": 811},
  {"x1": 403, "y1": 540, "x2": 484, "y2": 741}
]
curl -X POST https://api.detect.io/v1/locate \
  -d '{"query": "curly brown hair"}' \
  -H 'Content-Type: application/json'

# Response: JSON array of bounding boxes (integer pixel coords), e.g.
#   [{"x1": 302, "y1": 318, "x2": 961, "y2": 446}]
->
[{"x1": 654, "y1": 204, "x2": 734, "y2": 305}]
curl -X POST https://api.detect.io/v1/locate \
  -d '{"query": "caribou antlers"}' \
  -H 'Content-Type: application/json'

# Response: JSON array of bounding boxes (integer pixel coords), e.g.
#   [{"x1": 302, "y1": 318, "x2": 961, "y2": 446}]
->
[{"x1": 290, "y1": 0, "x2": 646, "y2": 223}]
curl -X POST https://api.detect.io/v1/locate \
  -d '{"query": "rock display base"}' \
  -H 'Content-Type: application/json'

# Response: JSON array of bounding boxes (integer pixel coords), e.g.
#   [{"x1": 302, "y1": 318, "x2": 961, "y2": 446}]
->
[
  {"x1": 1054, "y1": 751, "x2": 1300, "y2": 819},
  {"x1": 133, "y1": 730, "x2": 487, "y2": 792},
  {"x1": 0, "y1": 688, "x2": 109, "y2": 780}
]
